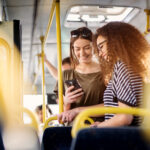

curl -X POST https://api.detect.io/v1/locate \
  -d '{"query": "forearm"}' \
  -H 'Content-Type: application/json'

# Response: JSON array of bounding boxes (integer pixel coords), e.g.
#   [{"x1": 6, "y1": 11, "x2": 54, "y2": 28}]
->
[
  {"x1": 73, "y1": 103, "x2": 104, "y2": 116},
  {"x1": 45, "y1": 59, "x2": 58, "y2": 80},
  {"x1": 97, "y1": 114, "x2": 133, "y2": 127}
]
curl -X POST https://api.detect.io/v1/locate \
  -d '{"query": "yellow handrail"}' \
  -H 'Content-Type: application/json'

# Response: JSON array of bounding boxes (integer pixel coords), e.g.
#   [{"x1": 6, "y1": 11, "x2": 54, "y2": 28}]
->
[
  {"x1": 43, "y1": 115, "x2": 58, "y2": 130},
  {"x1": 71, "y1": 107, "x2": 150, "y2": 138},
  {"x1": 23, "y1": 107, "x2": 39, "y2": 131},
  {"x1": 43, "y1": 0, "x2": 56, "y2": 45},
  {"x1": 144, "y1": 9, "x2": 150, "y2": 35},
  {"x1": 56, "y1": 1, "x2": 64, "y2": 114},
  {"x1": 40, "y1": 36, "x2": 46, "y2": 123},
  {"x1": 0, "y1": 38, "x2": 11, "y2": 124},
  {"x1": 40, "y1": 0, "x2": 56, "y2": 123},
  {"x1": 37, "y1": 0, "x2": 63, "y2": 124}
]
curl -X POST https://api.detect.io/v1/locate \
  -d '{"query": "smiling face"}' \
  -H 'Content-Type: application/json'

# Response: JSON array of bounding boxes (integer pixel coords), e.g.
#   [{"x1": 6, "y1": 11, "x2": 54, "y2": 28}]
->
[
  {"x1": 97, "y1": 35, "x2": 108, "y2": 60},
  {"x1": 73, "y1": 38, "x2": 93, "y2": 64}
]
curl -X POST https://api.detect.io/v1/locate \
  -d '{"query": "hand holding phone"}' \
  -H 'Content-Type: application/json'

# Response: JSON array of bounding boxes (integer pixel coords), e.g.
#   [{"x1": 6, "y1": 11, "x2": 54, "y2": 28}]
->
[
  {"x1": 65, "y1": 79, "x2": 82, "y2": 91},
  {"x1": 64, "y1": 79, "x2": 84, "y2": 105}
]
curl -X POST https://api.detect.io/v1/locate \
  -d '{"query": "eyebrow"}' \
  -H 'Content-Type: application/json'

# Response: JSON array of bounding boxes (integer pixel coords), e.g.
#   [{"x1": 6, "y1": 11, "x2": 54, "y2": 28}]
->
[{"x1": 74, "y1": 44, "x2": 91, "y2": 49}]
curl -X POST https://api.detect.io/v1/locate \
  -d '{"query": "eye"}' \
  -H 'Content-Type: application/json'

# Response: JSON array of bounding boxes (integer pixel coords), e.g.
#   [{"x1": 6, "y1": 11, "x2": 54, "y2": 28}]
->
[
  {"x1": 100, "y1": 45, "x2": 103, "y2": 49},
  {"x1": 98, "y1": 44, "x2": 103, "y2": 51},
  {"x1": 74, "y1": 48, "x2": 80, "y2": 52},
  {"x1": 84, "y1": 46, "x2": 91, "y2": 50}
]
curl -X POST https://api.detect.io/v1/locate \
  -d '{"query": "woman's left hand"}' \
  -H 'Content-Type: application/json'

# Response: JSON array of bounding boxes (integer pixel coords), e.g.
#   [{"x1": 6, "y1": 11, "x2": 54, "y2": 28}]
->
[{"x1": 58, "y1": 108, "x2": 79, "y2": 123}]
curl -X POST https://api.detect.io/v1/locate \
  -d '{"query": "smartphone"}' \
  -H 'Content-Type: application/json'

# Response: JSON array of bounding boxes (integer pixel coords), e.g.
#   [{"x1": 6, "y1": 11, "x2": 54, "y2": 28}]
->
[{"x1": 65, "y1": 79, "x2": 81, "y2": 91}]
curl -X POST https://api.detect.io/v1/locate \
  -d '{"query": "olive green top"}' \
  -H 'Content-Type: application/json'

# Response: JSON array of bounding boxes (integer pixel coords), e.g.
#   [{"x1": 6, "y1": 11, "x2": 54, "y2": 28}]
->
[{"x1": 54, "y1": 69, "x2": 106, "y2": 122}]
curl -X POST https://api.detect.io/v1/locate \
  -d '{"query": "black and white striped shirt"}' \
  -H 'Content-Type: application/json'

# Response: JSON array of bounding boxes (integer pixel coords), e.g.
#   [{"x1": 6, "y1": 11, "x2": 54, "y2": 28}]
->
[{"x1": 103, "y1": 61, "x2": 143, "y2": 126}]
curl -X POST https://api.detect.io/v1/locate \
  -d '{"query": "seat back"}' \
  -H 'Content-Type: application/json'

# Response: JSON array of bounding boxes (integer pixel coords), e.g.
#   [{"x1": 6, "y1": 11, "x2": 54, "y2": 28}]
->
[
  {"x1": 42, "y1": 127, "x2": 72, "y2": 150},
  {"x1": 0, "y1": 128, "x2": 4, "y2": 150},
  {"x1": 3, "y1": 126, "x2": 40, "y2": 150},
  {"x1": 71, "y1": 127, "x2": 150, "y2": 150}
]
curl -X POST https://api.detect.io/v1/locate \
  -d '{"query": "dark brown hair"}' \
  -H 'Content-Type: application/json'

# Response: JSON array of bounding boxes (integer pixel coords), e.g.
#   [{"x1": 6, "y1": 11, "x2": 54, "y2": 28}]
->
[
  {"x1": 35, "y1": 104, "x2": 52, "y2": 115},
  {"x1": 62, "y1": 57, "x2": 71, "y2": 65},
  {"x1": 94, "y1": 22, "x2": 150, "y2": 83},
  {"x1": 70, "y1": 27, "x2": 93, "y2": 68}
]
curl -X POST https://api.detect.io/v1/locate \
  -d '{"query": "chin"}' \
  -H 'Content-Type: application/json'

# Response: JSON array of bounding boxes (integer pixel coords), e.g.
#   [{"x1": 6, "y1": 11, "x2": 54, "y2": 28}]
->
[
  {"x1": 80, "y1": 57, "x2": 92, "y2": 63},
  {"x1": 80, "y1": 60, "x2": 91, "y2": 64}
]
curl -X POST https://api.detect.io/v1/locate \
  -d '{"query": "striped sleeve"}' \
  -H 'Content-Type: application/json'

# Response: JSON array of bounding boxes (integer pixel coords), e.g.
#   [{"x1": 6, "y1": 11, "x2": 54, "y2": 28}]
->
[{"x1": 115, "y1": 62, "x2": 140, "y2": 107}]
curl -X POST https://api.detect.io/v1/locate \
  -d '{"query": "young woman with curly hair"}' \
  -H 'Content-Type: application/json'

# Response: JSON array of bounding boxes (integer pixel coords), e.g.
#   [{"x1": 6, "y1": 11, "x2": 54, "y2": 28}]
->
[{"x1": 91, "y1": 22, "x2": 150, "y2": 127}]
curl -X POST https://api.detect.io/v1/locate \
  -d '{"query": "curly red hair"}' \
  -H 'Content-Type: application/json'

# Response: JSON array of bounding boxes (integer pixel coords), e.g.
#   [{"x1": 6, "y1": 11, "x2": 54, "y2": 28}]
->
[{"x1": 94, "y1": 22, "x2": 150, "y2": 84}]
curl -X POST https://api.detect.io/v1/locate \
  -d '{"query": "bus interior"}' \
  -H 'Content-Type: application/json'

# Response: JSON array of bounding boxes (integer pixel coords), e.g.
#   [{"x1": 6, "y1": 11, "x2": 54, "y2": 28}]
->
[{"x1": 0, "y1": 0, "x2": 150, "y2": 149}]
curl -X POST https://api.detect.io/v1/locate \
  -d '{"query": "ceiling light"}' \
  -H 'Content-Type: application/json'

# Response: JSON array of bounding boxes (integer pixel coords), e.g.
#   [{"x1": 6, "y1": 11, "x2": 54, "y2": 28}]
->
[{"x1": 81, "y1": 15, "x2": 105, "y2": 22}]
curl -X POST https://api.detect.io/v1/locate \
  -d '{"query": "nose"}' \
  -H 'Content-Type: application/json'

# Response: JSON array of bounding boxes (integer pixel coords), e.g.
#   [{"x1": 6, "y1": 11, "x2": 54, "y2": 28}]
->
[
  {"x1": 98, "y1": 50, "x2": 102, "y2": 56},
  {"x1": 80, "y1": 48, "x2": 85, "y2": 56}
]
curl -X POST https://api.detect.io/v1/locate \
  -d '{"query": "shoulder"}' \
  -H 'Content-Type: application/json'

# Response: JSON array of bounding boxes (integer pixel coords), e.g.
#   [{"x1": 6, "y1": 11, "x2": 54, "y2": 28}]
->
[
  {"x1": 114, "y1": 61, "x2": 129, "y2": 75},
  {"x1": 63, "y1": 69, "x2": 75, "y2": 80},
  {"x1": 115, "y1": 61, "x2": 127, "y2": 70},
  {"x1": 63, "y1": 69, "x2": 74, "y2": 75}
]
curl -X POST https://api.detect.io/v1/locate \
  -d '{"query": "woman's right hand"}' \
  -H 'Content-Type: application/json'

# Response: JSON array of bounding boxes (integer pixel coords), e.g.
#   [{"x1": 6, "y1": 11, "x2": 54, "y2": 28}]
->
[{"x1": 64, "y1": 86, "x2": 84, "y2": 106}]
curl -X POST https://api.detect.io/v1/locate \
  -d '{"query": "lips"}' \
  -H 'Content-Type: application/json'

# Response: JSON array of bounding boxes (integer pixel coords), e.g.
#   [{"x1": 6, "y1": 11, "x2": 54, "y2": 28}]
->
[{"x1": 80, "y1": 55, "x2": 89, "y2": 59}]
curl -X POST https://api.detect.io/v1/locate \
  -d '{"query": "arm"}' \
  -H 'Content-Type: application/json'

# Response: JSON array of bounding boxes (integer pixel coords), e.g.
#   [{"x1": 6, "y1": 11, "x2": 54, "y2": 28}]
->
[
  {"x1": 44, "y1": 56, "x2": 58, "y2": 80},
  {"x1": 73, "y1": 103, "x2": 104, "y2": 115},
  {"x1": 58, "y1": 103, "x2": 104, "y2": 123},
  {"x1": 92, "y1": 102, "x2": 133, "y2": 127}
]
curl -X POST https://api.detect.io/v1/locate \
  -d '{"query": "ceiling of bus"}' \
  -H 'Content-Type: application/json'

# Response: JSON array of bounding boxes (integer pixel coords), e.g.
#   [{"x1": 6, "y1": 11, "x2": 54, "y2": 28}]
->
[{"x1": 5, "y1": 0, "x2": 149, "y2": 94}]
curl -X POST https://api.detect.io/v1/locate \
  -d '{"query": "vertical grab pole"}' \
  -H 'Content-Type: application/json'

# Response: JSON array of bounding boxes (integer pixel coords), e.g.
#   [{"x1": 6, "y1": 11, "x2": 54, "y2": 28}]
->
[
  {"x1": 144, "y1": 9, "x2": 150, "y2": 34},
  {"x1": 40, "y1": 36, "x2": 46, "y2": 123},
  {"x1": 56, "y1": 0, "x2": 63, "y2": 113},
  {"x1": 41, "y1": 0, "x2": 56, "y2": 124}
]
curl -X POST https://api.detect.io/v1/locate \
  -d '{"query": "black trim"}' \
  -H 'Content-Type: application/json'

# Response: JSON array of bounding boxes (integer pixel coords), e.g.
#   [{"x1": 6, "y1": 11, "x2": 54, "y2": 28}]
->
[
  {"x1": 13, "y1": 20, "x2": 22, "y2": 53},
  {"x1": 113, "y1": 97, "x2": 118, "y2": 103}
]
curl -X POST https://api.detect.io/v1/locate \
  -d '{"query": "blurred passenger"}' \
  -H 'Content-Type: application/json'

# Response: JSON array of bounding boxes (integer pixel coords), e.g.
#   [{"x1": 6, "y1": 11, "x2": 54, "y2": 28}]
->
[
  {"x1": 54, "y1": 27, "x2": 106, "y2": 124},
  {"x1": 35, "y1": 104, "x2": 52, "y2": 123},
  {"x1": 44, "y1": 56, "x2": 71, "y2": 80},
  {"x1": 91, "y1": 22, "x2": 150, "y2": 127}
]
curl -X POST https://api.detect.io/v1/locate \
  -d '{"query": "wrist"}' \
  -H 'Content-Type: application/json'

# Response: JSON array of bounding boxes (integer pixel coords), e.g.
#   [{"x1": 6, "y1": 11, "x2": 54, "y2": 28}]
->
[
  {"x1": 64, "y1": 103, "x2": 71, "y2": 111},
  {"x1": 74, "y1": 107, "x2": 81, "y2": 114}
]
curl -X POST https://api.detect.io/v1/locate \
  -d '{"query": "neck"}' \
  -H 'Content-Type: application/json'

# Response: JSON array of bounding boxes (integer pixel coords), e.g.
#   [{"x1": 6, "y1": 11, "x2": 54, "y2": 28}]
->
[{"x1": 75, "y1": 61, "x2": 100, "y2": 73}]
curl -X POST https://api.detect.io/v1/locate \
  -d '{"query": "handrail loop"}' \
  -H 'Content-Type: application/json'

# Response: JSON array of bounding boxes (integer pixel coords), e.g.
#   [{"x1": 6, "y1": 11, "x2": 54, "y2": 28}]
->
[
  {"x1": 23, "y1": 107, "x2": 39, "y2": 131},
  {"x1": 43, "y1": 115, "x2": 58, "y2": 130}
]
